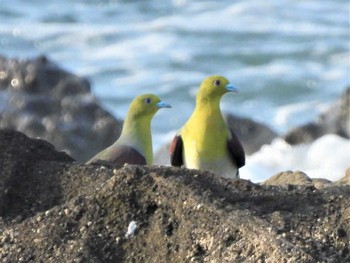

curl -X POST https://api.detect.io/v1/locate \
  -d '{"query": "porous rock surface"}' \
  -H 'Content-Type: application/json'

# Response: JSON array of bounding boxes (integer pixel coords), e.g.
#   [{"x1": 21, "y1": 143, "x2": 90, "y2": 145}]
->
[{"x1": 0, "y1": 130, "x2": 349, "y2": 263}]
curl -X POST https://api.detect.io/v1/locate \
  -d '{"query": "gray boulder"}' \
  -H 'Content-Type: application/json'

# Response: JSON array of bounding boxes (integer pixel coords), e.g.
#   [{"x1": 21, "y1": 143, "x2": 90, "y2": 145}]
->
[
  {"x1": 224, "y1": 113, "x2": 279, "y2": 155},
  {"x1": 284, "y1": 87, "x2": 350, "y2": 144},
  {"x1": 0, "y1": 55, "x2": 123, "y2": 162}
]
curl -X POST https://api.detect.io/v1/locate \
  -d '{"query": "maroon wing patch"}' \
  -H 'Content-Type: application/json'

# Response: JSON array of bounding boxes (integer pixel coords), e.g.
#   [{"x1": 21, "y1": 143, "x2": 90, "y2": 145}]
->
[
  {"x1": 110, "y1": 145, "x2": 147, "y2": 165},
  {"x1": 169, "y1": 135, "x2": 183, "y2": 167},
  {"x1": 89, "y1": 145, "x2": 146, "y2": 166},
  {"x1": 227, "y1": 128, "x2": 245, "y2": 168}
]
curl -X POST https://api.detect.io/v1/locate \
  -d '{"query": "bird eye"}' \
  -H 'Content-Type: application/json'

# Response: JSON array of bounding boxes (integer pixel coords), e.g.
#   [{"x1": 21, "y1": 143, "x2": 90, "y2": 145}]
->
[
  {"x1": 144, "y1": 98, "x2": 151, "y2": 104},
  {"x1": 213, "y1": 80, "x2": 221, "y2": 86}
]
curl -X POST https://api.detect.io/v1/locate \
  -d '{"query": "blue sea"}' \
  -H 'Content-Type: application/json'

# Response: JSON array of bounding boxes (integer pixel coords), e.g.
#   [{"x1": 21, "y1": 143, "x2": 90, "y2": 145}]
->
[{"x1": 1, "y1": 0, "x2": 349, "y2": 181}]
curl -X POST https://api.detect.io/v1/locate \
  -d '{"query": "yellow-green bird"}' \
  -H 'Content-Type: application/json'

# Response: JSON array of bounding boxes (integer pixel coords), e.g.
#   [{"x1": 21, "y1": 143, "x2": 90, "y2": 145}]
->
[
  {"x1": 169, "y1": 76, "x2": 245, "y2": 178},
  {"x1": 87, "y1": 94, "x2": 171, "y2": 166}
]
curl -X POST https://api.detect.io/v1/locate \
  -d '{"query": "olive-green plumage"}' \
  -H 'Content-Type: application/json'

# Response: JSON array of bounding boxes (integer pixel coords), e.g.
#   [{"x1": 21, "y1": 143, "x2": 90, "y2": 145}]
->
[
  {"x1": 170, "y1": 76, "x2": 245, "y2": 178},
  {"x1": 87, "y1": 94, "x2": 171, "y2": 166}
]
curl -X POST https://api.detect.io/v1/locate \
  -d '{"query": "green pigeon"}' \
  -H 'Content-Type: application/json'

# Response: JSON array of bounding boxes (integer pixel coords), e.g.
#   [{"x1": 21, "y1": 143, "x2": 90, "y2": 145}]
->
[
  {"x1": 170, "y1": 76, "x2": 245, "y2": 178},
  {"x1": 87, "y1": 94, "x2": 171, "y2": 166}
]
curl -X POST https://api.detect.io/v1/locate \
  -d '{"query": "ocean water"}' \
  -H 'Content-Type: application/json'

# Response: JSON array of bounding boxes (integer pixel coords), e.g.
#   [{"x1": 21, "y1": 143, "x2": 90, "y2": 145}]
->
[{"x1": 0, "y1": 0, "x2": 349, "y2": 181}]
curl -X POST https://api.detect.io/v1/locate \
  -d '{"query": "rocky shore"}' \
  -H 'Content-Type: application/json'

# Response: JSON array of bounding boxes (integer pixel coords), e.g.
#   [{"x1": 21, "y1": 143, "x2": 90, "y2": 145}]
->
[
  {"x1": 0, "y1": 130, "x2": 349, "y2": 262},
  {"x1": 0, "y1": 56, "x2": 349, "y2": 262}
]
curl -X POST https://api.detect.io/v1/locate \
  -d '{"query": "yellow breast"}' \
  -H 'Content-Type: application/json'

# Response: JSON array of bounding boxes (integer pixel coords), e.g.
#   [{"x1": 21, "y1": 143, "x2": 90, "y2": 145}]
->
[{"x1": 181, "y1": 108, "x2": 229, "y2": 167}]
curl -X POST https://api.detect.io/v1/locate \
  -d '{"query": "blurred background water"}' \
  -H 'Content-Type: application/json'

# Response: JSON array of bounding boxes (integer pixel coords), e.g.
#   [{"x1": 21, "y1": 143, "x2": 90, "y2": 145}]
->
[{"x1": 0, "y1": 0, "x2": 349, "y2": 181}]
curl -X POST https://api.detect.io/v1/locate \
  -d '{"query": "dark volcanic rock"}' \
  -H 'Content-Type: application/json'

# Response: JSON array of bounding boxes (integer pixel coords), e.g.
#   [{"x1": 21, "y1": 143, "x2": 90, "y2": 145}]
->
[
  {"x1": 0, "y1": 130, "x2": 349, "y2": 262},
  {"x1": 0, "y1": 55, "x2": 123, "y2": 162},
  {"x1": 0, "y1": 130, "x2": 74, "y2": 219},
  {"x1": 284, "y1": 87, "x2": 350, "y2": 144}
]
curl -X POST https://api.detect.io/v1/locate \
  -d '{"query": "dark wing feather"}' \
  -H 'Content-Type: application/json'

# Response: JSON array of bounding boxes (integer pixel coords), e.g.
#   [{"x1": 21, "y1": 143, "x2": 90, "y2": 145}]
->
[
  {"x1": 88, "y1": 145, "x2": 146, "y2": 166},
  {"x1": 227, "y1": 128, "x2": 245, "y2": 168},
  {"x1": 169, "y1": 135, "x2": 183, "y2": 167}
]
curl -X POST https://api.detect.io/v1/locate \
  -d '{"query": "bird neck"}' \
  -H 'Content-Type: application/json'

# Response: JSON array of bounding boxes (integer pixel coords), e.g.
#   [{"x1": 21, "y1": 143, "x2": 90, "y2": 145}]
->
[
  {"x1": 120, "y1": 115, "x2": 153, "y2": 165},
  {"x1": 194, "y1": 96, "x2": 224, "y2": 122}
]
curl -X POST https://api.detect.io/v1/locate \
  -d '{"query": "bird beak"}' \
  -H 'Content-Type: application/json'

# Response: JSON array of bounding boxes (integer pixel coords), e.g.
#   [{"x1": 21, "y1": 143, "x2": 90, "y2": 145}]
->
[
  {"x1": 226, "y1": 83, "x2": 239, "y2": 93},
  {"x1": 156, "y1": 101, "x2": 172, "y2": 108}
]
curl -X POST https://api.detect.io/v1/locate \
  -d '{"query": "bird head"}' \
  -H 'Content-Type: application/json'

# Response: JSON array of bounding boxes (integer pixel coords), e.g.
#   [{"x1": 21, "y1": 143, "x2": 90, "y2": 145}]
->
[
  {"x1": 197, "y1": 76, "x2": 238, "y2": 102},
  {"x1": 128, "y1": 94, "x2": 171, "y2": 120}
]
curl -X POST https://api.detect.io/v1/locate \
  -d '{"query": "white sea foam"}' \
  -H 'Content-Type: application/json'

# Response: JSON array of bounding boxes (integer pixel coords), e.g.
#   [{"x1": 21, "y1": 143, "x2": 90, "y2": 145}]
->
[{"x1": 240, "y1": 134, "x2": 350, "y2": 183}]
